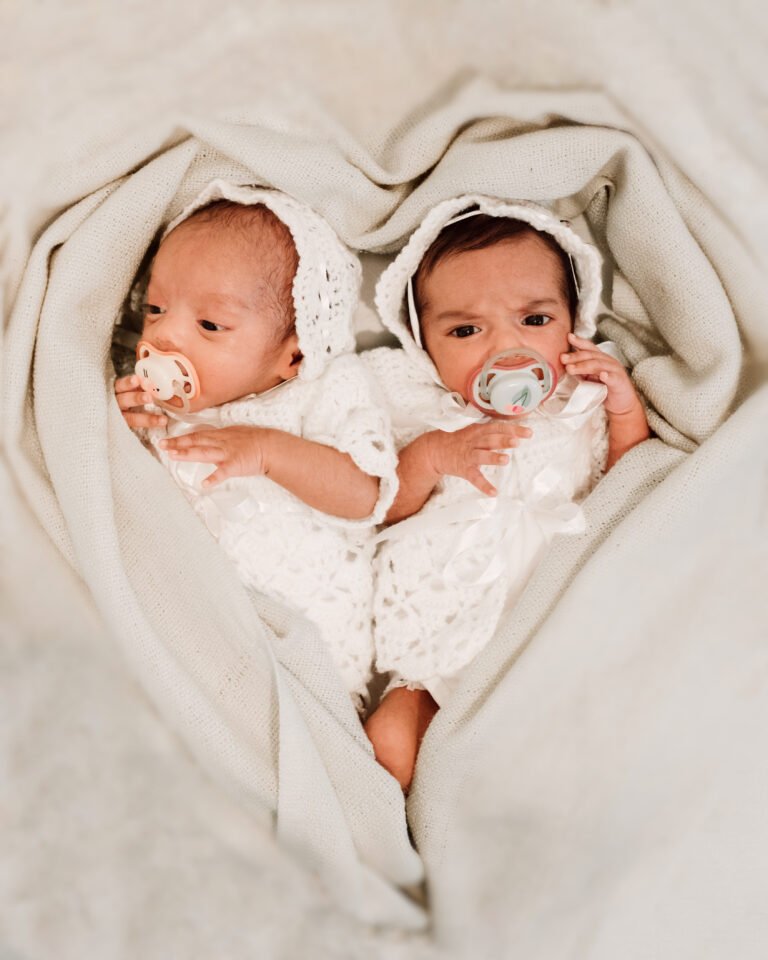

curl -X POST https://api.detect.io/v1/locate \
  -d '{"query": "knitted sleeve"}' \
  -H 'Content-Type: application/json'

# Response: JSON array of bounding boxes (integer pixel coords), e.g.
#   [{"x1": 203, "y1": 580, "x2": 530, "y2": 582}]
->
[
  {"x1": 301, "y1": 352, "x2": 398, "y2": 525},
  {"x1": 360, "y1": 346, "x2": 443, "y2": 449}
]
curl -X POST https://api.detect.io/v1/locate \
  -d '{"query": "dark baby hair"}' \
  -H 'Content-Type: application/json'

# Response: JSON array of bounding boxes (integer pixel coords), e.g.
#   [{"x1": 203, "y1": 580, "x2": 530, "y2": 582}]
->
[{"x1": 412, "y1": 212, "x2": 579, "y2": 321}]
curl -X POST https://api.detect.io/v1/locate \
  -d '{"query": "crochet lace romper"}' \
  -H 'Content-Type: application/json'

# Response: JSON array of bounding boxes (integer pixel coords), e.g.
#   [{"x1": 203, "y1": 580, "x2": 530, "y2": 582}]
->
[
  {"x1": 367, "y1": 194, "x2": 610, "y2": 705},
  {"x1": 142, "y1": 180, "x2": 397, "y2": 705}
]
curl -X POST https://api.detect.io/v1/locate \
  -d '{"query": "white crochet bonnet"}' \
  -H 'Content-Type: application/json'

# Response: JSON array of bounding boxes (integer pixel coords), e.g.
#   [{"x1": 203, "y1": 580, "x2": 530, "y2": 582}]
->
[
  {"x1": 165, "y1": 179, "x2": 360, "y2": 381},
  {"x1": 374, "y1": 194, "x2": 603, "y2": 385}
]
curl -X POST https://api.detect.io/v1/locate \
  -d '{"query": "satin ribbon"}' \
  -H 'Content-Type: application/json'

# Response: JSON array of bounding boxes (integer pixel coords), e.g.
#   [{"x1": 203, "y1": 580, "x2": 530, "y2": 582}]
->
[
  {"x1": 168, "y1": 459, "x2": 252, "y2": 536},
  {"x1": 377, "y1": 464, "x2": 586, "y2": 586},
  {"x1": 401, "y1": 375, "x2": 606, "y2": 436},
  {"x1": 539, "y1": 377, "x2": 606, "y2": 430}
]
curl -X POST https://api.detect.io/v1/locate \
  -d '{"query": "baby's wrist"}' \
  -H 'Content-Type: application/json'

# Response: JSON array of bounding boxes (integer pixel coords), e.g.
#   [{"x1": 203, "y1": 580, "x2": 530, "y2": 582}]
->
[
  {"x1": 253, "y1": 426, "x2": 277, "y2": 475},
  {"x1": 418, "y1": 431, "x2": 447, "y2": 482},
  {"x1": 606, "y1": 398, "x2": 647, "y2": 426}
]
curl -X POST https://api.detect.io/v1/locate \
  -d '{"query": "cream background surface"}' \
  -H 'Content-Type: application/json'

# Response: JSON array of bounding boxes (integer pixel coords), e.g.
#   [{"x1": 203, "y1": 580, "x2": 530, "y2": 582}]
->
[{"x1": 2, "y1": 3, "x2": 767, "y2": 958}]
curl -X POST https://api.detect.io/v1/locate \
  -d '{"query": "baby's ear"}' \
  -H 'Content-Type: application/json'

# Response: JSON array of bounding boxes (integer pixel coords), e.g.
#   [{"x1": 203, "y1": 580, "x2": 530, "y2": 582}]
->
[{"x1": 275, "y1": 330, "x2": 302, "y2": 380}]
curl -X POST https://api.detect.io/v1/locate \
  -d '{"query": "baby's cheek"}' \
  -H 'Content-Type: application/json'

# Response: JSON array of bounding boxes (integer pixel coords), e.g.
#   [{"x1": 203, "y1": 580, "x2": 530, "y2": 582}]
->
[{"x1": 442, "y1": 361, "x2": 474, "y2": 399}]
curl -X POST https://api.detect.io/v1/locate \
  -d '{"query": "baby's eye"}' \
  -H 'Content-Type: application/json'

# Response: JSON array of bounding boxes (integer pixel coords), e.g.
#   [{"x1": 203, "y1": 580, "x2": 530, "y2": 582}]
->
[
  {"x1": 143, "y1": 303, "x2": 164, "y2": 317},
  {"x1": 449, "y1": 325, "x2": 480, "y2": 338},
  {"x1": 522, "y1": 314, "x2": 552, "y2": 326},
  {"x1": 199, "y1": 319, "x2": 225, "y2": 332}
]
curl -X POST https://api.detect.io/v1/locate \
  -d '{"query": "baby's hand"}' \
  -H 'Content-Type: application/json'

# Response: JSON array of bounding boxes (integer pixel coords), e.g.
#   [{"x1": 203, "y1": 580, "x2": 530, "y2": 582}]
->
[
  {"x1": 425, "y1": 420, "x2": 533, "y2": 497},
  {"x1": 114, "y1": 375, "x2": 168, "y2": 429},
  {"x1": 561, "y1": 333, "x2": 642, "y2": 417},
  {"x1": 160, "y1": 426, "x2": 271, "y2": 488}
]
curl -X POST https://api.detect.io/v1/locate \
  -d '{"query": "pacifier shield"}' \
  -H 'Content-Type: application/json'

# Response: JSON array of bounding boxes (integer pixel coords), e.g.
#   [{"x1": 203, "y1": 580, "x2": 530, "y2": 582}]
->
[
  {"x1": 135, "y1": 341, "x2": 200, "y2": 412},
  {"x1": 469, "y1": 348, "x2": 556, "y2": 417}
]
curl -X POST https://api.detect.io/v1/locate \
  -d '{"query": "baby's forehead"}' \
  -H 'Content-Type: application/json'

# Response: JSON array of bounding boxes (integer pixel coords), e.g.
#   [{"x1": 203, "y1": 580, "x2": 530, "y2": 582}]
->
[
  {"x1": 423, "y1": 235, "x2": 567, "y2": 291},
  {"x1": 155, "y1": 209, "x2": 298, "y2": 283},
  {"x1": 148, "y1": 211, "x2": 299, "y2": 323},
  {"x1": 177, "y1": 206, "x2": 294, "y2": 255}
]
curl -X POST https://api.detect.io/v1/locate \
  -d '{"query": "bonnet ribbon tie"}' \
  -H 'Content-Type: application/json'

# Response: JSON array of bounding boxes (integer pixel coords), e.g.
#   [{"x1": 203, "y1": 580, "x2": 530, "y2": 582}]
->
[
  {"x1": 540, "y1": 378, "x2": 607, "y2": 430},
  {"x1": 399, "y1": 376, "x2": 606, "y2": 436}
]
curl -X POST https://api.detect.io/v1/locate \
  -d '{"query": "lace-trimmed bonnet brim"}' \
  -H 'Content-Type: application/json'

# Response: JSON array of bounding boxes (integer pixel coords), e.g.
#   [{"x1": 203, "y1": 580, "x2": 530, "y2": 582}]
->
[
  {"x1": 374, "y1": 194, "x2": 603, "y2": 386},
  {"x1": 165, "y1": 179, "x2": 361, "y2": 381}
]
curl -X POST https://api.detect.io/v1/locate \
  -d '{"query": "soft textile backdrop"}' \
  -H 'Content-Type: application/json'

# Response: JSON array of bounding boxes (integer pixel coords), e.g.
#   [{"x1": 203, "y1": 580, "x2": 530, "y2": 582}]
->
[{"x1": 2, "y1": 3, "x2": 767, "y2": 959}]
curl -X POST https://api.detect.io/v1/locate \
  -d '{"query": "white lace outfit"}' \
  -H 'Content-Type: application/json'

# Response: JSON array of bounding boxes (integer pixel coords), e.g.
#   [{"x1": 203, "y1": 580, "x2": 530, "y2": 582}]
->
[
  {"x1": 139, "y1": 180, "x2": 397, "y2": 706},
  {"x1": 364, "y1": 348, "x2": 607, "y2": 705},
  {"x1": 148, "y1": 353, "x2": 395, "y2": 704},
  {"x1": 367, "y1": 194, "x2": 610, "y2": 706}
]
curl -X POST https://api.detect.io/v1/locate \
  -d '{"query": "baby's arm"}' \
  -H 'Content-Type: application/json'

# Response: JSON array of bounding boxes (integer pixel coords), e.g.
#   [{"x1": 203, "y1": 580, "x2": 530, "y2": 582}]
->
[
  {"x1": 562, "y1": 333, "x2": 650, "y2": 470},
  {"x1": 386, "y1": 420, "x2": 533, "y2": 524},
  {"x1": 161, "y1": 426, "x2": 379, "y2": 520}
]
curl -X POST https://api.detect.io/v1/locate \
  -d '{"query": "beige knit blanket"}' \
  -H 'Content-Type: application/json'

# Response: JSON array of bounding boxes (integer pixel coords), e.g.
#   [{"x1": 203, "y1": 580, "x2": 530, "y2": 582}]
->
[{"x1": 3, "y1": 72, "x2": 767, "y2": 958}]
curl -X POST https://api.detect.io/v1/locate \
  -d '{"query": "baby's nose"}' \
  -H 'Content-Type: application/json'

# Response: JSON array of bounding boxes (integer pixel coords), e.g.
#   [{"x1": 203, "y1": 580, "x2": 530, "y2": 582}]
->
[
  {"x1": 488, "y1": 332, "x2": 527, "y2": 362},
  {"x1": 144, "y1": 313, "x2": 185, "y2": 353},
  {"x1": 149, "y1": 334, "x2": 181, "y2": 354}
]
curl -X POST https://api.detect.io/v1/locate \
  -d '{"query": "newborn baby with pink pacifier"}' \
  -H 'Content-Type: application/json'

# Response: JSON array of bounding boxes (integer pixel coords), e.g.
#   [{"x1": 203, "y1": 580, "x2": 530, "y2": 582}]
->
[
  {"x1": 114, "y1": 180, "x2": 397, "y2": 709},
  {"x1": 362, "y1": 196, "x2": 650, "y2": 789}
]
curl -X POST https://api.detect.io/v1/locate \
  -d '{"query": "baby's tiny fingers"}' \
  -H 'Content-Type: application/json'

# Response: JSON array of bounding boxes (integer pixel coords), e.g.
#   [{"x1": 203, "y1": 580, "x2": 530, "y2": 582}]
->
[
  {"x1": 561, "y1": 349, "x2": 600, "y2": 364},
  {"x1": 201, "y1": 464, "x2": 237, "y2": 488},
  {"x1": 466, "y1": 467, "x2": 497, "y2": 497},
  {"x1": 117, "y1": 389, "x2": 151, "y2": 410},
  {"x1": 567, "y1": 332, "x2": 596, "y2": 348},
  {"x1": 598, "y1": 369, "x2": 626, "y2": 384},
  {"x1": 161, "y1": 432, "x2": 219, "y2": 449},
  {"x1": 114, "y1": 375, "x2": 140, "y2": 393},
  {"x1": 476, "y1": 435, "x2": 520, "y2": 450},
  {"x1": 123, "y1": 411, "x2": 168, "y2": 429},
  {"x1": 474, "y1": 451, "x2": 510, "y2": 467},
  {"x1": 168, "y1": 445, "x2": 226, "y2": 463},
  {"x1": 488, "y1": 420, "x2": 533, "y2": 435},
  {"x1": 565, "y1": 358, "x2": 612, "y2": 377}
]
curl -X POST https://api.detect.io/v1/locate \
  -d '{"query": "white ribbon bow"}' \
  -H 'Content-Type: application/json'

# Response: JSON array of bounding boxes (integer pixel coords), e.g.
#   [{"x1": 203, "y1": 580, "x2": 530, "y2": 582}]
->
[
  {"x1": 170, "y1": 459, "x2": 266, "y2": 538},
  {"x1": 377, "y1": 464, "x2": 586, "y2": 586}
]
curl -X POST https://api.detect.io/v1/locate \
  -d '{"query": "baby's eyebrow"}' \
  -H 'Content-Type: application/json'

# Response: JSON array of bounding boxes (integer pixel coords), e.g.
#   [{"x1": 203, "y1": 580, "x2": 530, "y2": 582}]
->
[
  {"x1": 431, "y1": 299, "x2": 562, "y2": 324},
  {"x1": 521, "y1": 298, "x2": 561, "y2": 311},
  {"x1": 206, "y1": 292, "x2": 254, "y2": 311},
  {"x1": 431, "y1": 309, "x2": 483, "y2": 324}
]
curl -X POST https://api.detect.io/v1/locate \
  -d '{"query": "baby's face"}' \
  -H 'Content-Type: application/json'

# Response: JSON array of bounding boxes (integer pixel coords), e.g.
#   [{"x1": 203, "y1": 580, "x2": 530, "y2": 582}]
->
[
  {"x1": 141, "y1": 219, "x2": 297, "y2": 412},
  {"x1": 419, "y1": 232, "x2": 573, "y2": 403}
]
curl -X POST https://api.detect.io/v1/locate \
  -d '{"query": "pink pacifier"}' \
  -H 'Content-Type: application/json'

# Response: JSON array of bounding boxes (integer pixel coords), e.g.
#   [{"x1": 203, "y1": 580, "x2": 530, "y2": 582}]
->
[
  {"x1": 468, "y1": 348, "x2": 557, "y2": 418},
  {"x1": 135, "y1": 341, "x2": 200, "y2": 413}
]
